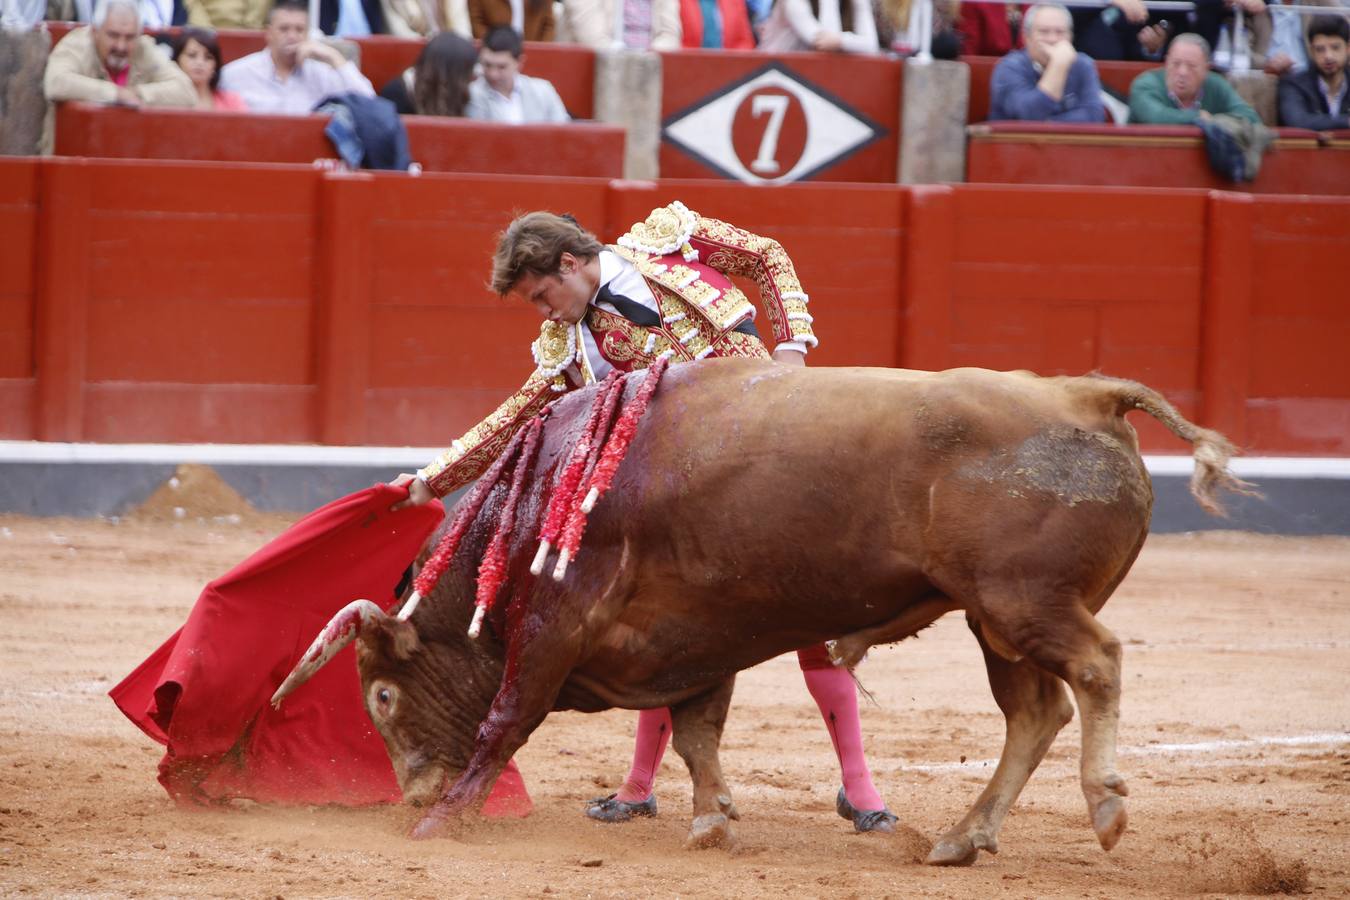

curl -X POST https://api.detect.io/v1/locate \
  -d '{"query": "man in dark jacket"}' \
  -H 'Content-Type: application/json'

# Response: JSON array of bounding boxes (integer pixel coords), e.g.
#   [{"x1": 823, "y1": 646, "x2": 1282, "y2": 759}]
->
[{"x1": 1278, "y1": 15, "x2": 1350, "y2": 132}]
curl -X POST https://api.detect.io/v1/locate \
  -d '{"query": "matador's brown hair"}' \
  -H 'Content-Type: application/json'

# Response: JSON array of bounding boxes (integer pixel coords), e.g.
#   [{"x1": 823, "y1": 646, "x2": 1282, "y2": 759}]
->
[{"x1": 490, "y1": 212, "x2": 605, "y2": 296}]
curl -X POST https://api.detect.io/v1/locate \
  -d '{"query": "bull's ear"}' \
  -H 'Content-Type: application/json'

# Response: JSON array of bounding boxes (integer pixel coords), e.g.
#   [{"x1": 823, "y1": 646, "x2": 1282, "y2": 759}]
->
[{"x1": 389, "y1": 618, "x2": 421, "y2": 660}]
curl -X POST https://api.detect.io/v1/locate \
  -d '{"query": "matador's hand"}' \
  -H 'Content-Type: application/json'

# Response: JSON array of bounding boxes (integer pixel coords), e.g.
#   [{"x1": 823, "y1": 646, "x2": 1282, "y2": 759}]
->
[{"x1": 389, "y1": 473, "x2": 435, "y2": 511}]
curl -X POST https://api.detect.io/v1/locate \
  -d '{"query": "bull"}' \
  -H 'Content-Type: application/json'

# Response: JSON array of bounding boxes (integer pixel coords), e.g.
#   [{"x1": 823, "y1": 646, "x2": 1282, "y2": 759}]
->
[{"x1": 271, "y1": 360, "x2": 1251, "y2": 865}]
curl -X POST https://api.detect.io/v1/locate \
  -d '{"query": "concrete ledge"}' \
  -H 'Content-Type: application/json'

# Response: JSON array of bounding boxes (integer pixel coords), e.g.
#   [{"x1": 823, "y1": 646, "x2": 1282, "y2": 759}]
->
[{"x1": 0, "y1": 443, "x2": 1347, "y2": 534}]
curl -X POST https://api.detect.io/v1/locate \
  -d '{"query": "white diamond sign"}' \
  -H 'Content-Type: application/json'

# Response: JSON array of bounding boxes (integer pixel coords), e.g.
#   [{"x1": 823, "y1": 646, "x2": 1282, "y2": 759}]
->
[{"x1": 662, "y1": 63, "x2": 884, "y2": 185}]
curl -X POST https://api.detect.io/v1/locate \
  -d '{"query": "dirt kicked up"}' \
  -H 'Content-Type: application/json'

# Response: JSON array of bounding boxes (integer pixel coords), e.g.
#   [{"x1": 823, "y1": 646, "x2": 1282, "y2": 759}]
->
[{"x1": 1, "y1": 506, "x2": 1348, "y2": 898}]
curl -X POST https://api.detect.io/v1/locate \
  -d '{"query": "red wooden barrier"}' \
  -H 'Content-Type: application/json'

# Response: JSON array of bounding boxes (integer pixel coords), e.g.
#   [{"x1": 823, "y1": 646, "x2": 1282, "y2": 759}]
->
[
  {"x1": 0, "y1": 160, "x2": 39, "y2": 435},
  {"x1": 53, "y1": 103, "x2": 625, "y2": 177},
  {"x1": 966, "y1": 122, "x2": 1350, "y2": 195},
  {"x1": 657, "y1": 48, "x2": 902, "y2": 184},
  {"x1": 4, "y1": 156, "x2": 1349, "y2": 452}
]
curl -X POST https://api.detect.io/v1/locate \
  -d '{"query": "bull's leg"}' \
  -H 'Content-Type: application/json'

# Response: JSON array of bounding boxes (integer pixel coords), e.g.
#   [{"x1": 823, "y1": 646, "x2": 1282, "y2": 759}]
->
[
  {"x1": 1054, "y1": 607, "x2": 1129, "y2": 852},
  {"x1": 927, "y1": 614, "x2": 1075, "y2": 867},
  {"x1": 963, "y1": 598, "x2": 1129, "y2": 857},
  {"x1": 668, "y1": 675, "x2": 738, "y2": 849}
]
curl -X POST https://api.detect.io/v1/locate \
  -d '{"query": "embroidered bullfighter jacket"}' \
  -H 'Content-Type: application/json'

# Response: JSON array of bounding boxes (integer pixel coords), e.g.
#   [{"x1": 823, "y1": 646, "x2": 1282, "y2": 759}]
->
[{"x1": 417, "y1": 201, "x2": 819, "y2": 497}]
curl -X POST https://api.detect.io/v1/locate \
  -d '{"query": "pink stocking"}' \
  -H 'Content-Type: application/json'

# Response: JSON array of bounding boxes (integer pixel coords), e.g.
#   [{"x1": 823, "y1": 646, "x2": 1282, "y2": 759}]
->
[
  {"x1": 614, "y1": 706, "x2": 672, "y2": 802},
  {"x1": 798, "y1": 644, "x2": 886, "y2": 811}
]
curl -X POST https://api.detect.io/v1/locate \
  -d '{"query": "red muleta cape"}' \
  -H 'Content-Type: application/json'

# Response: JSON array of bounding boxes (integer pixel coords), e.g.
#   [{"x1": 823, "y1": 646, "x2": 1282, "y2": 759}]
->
[{"x1": 109, "y1": 484, "x2": 531, "y2": 816}]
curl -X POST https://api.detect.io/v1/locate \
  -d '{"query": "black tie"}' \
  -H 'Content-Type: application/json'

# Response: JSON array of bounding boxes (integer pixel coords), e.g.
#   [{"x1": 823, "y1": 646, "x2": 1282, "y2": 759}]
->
[
  {"x1": 595, "y1": 282, "x2": 761, "y2": 339},
  {"x1": 596, "y1": 282, "x2": 661, "y2": 327}
]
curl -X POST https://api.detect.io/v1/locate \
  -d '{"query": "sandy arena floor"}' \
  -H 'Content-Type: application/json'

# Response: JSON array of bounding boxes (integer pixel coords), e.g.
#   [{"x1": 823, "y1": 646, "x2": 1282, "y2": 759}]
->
[{"x1": 1, "y1": 507, "x2": 1348, "y2": 898}]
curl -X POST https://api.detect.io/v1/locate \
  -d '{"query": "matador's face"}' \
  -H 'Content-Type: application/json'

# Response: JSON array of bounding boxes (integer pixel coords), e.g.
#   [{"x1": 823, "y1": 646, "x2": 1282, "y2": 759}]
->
[{"x1": 513, "y1": 252, "x2": 596, "y2": 326}]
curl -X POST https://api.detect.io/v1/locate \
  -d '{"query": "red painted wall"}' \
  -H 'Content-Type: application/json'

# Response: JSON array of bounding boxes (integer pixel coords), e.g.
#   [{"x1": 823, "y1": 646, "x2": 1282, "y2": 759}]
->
[
  {"x1": 4, "y1": 157, "x2": 1349, "y2": 453},
  {"x1": 967, "y1": 123, "x2": 1350, "y2": 196},
  {"x1": 53, "y1": 103, "x2": 626, "y2": 177}
]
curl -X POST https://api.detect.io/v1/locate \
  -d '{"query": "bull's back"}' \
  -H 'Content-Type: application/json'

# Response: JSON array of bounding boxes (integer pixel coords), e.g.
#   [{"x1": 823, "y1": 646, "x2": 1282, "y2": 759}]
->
[{"x1": 571, "y1": 361, "x2": 1153, "y2": 682}]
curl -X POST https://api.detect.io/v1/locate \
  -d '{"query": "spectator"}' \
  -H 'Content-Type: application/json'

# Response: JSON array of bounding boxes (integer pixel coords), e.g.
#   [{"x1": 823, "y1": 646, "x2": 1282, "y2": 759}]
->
[
  {"x1": 379, "y1": 31, "x2": 477, "y2": 114},
  {"x1": 562, "y1": 0, "x2": 682, "y2": 49},
  {"x1": 468, "y1": 0, "x2": 553, "y2": 41},
  {"x1": 171, "y1": 27, "x2": 247, "y2": 110},
  {"x1": 1128, "y1": 32, "x2": 1262, "y2": 122},
  {"x1": 874, "y1": 0, "x2": 960, "y2": 57},
  {"x1": 1262, "y1": 0, "x2": 1337, "y2": 75},
  {"x1": 1277, "y1": 14, "x2": 1350, "y2": 129},
  {"x1": 41, "y1": 0, "x2": 194, "y2": 151},
  {"x1": 382, "y1": 0, "x2": 473, "y2": 37},
  {"x1": 219, "y1": 0, "x2": 374, "y2": 115},
  {"x1": 182, "y1": 0, "x2": 268, "y2": 29},
  {"x1": 466, "y1": 25, "x2": 569, "y2": 123},
  {"x1": 679, "y1": 0, "x2": 755, "y2": 47},
  {"x1": 990, "y1": 3, "x2": 1105, "y2": 121},
  {"x1": 759, "y1": 0, "x2": 880, "y2": 52},
  {"x1": 2, "y1": 0, "x2": 46, "y2": 29},
  {"x1": 957, "y1": 2, "x2": 1024, "y2": 56},
  {"x1": 137, "y1": 0, "x2": 186, "y2": 27},
  {"x1": 1071, "y1": 0, "x2": 1188, "y2": 62},
  {"x1": 1210, "y1": 0, "x2": 1273, "y2": 71}
]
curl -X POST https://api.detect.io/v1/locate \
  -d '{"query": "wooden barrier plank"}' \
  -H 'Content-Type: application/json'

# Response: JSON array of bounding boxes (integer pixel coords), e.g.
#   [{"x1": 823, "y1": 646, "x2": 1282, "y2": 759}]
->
[
  {"x1": 1243, "y1": 194, "x2": 1350, "y2": 454},
  {"x1": 902, "y1": 185, "x2": 956, "y2": 372},
  {"x1": 84, "y1": 383, "x2": 316, "y2": 443},
  {"x1": 34, "y1": 158, "x2": 92, "y2": 441},
  {"x1": 0, "y1": 159, "x2": 39, "y2": 439},
  {"x1": 947, "y1": 183, "x2": 1207, "y2": 449},
  {"x1": 77, "y1": 160, "x2": 321, "y2": 442},
  {"x1": 0, "y1": 159, "x2": 38, "y2": 380},
  {"x1": 316, "y1": 172, "x2": 377, "y2": 445},
  {"x1": 966, "y1": 123, "x2": 1348, "y2": 195},
  {"x1": 53, "y1": 103, "x2": 624, "y2": 178},
  {"x1": 360, "y1": 174, "x2": 608, "y2": 446}
]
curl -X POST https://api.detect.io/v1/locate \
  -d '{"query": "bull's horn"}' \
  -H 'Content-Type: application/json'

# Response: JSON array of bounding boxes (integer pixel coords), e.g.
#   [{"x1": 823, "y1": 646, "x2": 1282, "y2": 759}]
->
[
  {"x1": 270, "y1": 599, "x2": 388, "y2": 708},
  {"x1": 396, "y1": 590, "x2": 423, "y2": 622}
]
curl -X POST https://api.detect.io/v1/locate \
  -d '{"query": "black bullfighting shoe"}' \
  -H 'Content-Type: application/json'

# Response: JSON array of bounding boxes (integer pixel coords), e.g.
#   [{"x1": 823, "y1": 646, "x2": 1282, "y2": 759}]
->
[
  {"x1": 584, "y1": 793, "x2": 659, "y2": 823},
  {"x1": 836, "y1": 787, "x2": 898, "y2": 833}
]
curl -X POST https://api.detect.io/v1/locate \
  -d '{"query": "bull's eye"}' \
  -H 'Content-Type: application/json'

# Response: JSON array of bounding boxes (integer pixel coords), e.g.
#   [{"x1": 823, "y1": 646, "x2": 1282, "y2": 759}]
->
[{"x1": 377, "y1": 687, "x2": 392, "y2": 707}]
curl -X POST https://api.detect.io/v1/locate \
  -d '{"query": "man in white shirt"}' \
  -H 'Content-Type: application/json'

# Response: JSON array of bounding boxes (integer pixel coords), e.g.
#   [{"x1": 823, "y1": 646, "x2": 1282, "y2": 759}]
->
[
  {"x1": 219, "y1": 0, "x2": 374, "y2": 114},
  {"x1": 465, "y1": 25, "x2": 570, "y2": 124}
]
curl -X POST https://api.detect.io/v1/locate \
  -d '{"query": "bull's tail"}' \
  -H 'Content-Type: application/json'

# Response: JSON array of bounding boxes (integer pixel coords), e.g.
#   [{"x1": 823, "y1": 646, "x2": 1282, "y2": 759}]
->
[{"x1": 1090, "y1": 375, "x2": 1262, "y2": 517}]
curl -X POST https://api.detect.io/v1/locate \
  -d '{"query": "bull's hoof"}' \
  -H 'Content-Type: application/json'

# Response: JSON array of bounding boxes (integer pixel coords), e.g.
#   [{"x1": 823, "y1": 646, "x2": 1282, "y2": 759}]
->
[
  {"x1": 925, "y1": 831, "x2": 997, "y2": 867},
  {"x1": 584, "y1": 793, "x2": 657, "y2": 823},
  {"x1": 836, "y1": 787, "x2": 898, "y2": 834},
  {"x1": 1092, "y1": 794, "x2": 1128, "y2": 851},
  {"x1": 717, "y1": 793, "x2": 741, "y2": 822},
  {"x1": 409, "y1": 806, "x2": 455, "y2": 840},
  {"x1": 686, "y1": 813, "x2": 736, "y2": 850}
]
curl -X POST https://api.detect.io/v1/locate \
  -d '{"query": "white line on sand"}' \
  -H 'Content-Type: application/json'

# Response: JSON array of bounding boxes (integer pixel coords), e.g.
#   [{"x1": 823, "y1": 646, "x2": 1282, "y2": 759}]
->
[
  {"x1": 904, "y1": 732, "x2": 1350, "y2": 773},
  {"x1": 0, "y1": 441, "x2": 1348, "y2": 478}
]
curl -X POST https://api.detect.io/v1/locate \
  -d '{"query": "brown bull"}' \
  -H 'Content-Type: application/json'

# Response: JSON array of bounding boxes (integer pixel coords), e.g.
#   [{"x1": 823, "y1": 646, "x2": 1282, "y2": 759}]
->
[{"x1": 272, "y1": 360, "x2": 1251, "y2": 865}]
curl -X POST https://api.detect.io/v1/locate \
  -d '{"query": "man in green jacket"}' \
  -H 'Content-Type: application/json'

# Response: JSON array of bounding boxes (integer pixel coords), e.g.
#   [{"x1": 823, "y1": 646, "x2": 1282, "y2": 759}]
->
[{"x1": 1128, "y1": 33, "x2": 1261, "y2": 124}]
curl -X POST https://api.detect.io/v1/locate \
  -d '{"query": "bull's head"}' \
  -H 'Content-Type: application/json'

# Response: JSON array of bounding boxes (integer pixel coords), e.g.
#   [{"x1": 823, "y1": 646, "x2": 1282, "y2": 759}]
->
[{"x1": 271, "y1": 596, "x2": 500, "y2": 807}]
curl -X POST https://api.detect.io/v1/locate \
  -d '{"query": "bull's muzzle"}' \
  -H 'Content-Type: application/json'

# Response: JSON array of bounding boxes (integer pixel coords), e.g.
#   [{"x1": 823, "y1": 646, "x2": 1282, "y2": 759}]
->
[{"x1": 270, "y1": 598, "x2": 388, "y2": 708}]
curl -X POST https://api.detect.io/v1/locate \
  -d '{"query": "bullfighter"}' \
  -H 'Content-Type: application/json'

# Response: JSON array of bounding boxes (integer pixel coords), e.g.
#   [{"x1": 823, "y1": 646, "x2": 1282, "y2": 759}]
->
[{"x1": 393, "y1": 202, "x2": 898, "y2": 832}]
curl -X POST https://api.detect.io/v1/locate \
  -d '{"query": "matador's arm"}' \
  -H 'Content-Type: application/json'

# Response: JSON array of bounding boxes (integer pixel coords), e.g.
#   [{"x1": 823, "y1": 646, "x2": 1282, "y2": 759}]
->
[{"x1": 686, "y1": 212, "x2": 818, "y2": 350}]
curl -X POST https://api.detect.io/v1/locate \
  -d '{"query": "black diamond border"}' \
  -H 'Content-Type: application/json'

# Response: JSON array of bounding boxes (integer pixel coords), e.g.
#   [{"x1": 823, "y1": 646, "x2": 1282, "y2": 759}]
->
[{"x1": 660, "y1": 60, "x2": 889, "y2": 184}]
